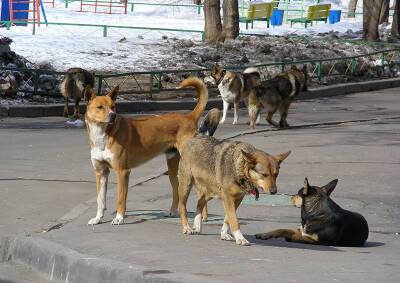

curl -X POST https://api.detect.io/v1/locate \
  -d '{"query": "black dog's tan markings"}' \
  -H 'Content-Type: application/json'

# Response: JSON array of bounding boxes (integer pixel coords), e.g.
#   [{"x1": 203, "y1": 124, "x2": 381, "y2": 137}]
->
[{"x1": 255, "y1": 178, "x2": 369, "y2": 247}]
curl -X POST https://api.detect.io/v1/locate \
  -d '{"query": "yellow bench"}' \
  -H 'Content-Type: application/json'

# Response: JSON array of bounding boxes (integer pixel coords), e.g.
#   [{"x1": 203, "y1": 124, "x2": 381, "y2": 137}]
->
[
  {"x1": 289, "y1": 4, "x2": 331, "y2": 28},
  {"x1": 240, "y1": 2, "x2": 279, "y2": 29}
]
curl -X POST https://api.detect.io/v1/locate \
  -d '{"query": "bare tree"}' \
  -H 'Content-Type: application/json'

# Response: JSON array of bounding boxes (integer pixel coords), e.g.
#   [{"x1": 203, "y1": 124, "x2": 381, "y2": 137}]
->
[
  {"x1": 204, "y1": 0, "x2": 222, "y2": 43},
  {"x1": 363, "y1": 0, "x2": 385, "y2": 41},
  {"x1": 379, "y1": 0, "x2": 390, "y2": 25},
  {"x1": 392, "y1": 0, "x2": 400, "y2": 37},
  {"x1": 222, "y1": 0, "x2": 239, "y2": 40},
  {"x1": 348, "y1": 0, "x2": 358, "y2": 17}
]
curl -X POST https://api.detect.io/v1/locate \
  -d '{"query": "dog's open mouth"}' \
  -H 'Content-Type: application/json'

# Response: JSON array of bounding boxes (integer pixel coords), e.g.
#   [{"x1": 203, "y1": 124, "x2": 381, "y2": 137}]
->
[{"x1": 250, "y1": 187, "x2": 260, "y2": 201}]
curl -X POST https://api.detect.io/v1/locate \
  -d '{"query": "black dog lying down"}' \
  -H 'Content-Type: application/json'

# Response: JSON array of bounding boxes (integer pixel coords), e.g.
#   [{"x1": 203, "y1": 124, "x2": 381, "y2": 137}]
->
[{"x1": 255, "y1": 178, "x2": 369, "y2": 247}]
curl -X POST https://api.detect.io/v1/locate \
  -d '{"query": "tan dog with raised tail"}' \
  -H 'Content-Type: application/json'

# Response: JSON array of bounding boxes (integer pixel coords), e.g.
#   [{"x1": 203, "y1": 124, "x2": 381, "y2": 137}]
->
[{"x1": 84, "y1": 77, "x2": 211, "y2": 225}]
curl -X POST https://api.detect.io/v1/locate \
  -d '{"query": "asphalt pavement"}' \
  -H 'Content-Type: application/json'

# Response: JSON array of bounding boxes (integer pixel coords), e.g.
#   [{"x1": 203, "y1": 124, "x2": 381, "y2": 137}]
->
[{"x1": 0, "y1": 88, "x2": 399, "y2": 282}]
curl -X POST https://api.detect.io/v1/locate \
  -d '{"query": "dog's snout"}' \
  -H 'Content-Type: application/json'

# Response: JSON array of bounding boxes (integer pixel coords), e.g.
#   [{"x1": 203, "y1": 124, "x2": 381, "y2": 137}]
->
[
  {"x1": 269, "y1": 186, "x2": 277, "y2": 195},
  {"x1": 108, "y1": 111, "x2": 116, "y2": 123}
]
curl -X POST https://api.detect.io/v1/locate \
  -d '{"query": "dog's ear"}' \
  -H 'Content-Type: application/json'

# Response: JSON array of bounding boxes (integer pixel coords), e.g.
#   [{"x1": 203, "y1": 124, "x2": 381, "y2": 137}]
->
[
  {"x1": 275, "y1": 150, "x2": 291, "y2": 164},
  {"x1": 241, "y1": 150, "x2": 257, "y2": 167},
  {"x1": 107, "y1": 85, "x2": 119, "y2": 101},
  {"x1": 291, "y1": 65, "x2": 298, "y2": 71},
  {"x1": 84, "y1": 86, "x2": 96, "y2": 104},
  {"x1": 303, "y1": 177, "x2": 310, "y2": 195},
  {"x1": 321, "y1": 179, "x2": 338, "y2": 196}
]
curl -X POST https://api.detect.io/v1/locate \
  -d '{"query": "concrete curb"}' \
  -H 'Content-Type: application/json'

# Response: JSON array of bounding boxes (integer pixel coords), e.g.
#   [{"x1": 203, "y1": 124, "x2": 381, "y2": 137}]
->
[
  {"x1": 0, "y1": 236, "x2": 227, "y2": 283},
  {"x1": 1, "y1": 78, "x2": 400, "y2": 118}
]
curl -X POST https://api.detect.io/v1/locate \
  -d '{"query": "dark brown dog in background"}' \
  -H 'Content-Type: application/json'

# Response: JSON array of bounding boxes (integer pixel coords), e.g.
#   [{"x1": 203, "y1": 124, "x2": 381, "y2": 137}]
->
[
  {"x1": 60, "y1": 68, "x2": 95, "y2": 118},
  {"x1": 248, "y1": 65, "x2": 307, "y2": 129}
]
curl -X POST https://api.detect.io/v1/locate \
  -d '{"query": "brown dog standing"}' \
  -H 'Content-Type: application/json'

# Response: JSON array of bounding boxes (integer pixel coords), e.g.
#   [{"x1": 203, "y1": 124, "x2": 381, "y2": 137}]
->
[
  {"x1": 84, "y1": 77, "x2": 211, "y2": 225},
  {"x1": 177, "y1": 135, "x2": 291, "y2": 245}
]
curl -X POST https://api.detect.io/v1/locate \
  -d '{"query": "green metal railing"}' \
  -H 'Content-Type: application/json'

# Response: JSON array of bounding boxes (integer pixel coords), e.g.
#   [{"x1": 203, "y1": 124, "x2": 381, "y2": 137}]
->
[
  {"x1": 1, "y1": 49, "x2": 399, "y2": 98},
  {"x1": 64, "y1": 0, "x2": 204, "y2": 14},
  {"x1": 1, "y1": 20, "x2": 205, "y2": 39}
]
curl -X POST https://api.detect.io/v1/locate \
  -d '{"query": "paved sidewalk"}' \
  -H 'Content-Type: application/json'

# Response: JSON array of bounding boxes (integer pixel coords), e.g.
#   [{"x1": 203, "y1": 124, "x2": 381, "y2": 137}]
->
[{"x1": 1, "y1": 89, "x2": 400, "y2": 282}]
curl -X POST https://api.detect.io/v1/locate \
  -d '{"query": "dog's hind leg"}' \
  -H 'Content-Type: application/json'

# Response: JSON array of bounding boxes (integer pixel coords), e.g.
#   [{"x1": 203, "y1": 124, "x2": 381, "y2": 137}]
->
[
  {"x1": 266, "y1": 110, "x2": 279, "y2": 128},
  {"x1": 88, "y1": 165, "x2": 110, "y2": 225},
  {"x1": 73, "y1": 97, "x2": 81, "y2": 119},
  {"x1": 166, "y1": 152, "x2": 180, "y2": 217},
  {"x1": 220, "y1": 100, "x2": 229, "y2": 124},
  {"x1": 112, "y1": 169, "x2": 130, "y2": 225},
  {"x1": 63, "y1": 97, "x2": 69, "y2": 117},
  {"x1": 178, "y1": 169, "x2": 194, "y2": 234},
  {"x1": 233, "y1": 102, "x2": 239, "y2": 124},
  {"x1": 193, "y1": 191, "x2": 211, "y2": 234},
  {"x1": 279, "y1": 101, "x2": 291, "y2": 128}
]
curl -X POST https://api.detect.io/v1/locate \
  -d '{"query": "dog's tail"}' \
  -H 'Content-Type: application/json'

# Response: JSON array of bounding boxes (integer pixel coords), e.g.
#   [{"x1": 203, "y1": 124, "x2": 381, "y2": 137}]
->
[
  {"x1": 179, "y1": 77, "x2": 208, "y2": 123},
  {"x1": 243, "y1": 67, "x2": 259, "y2": 75},
  {"x1": 198, "y1": 108, "x2": 220, "y2": 137}
]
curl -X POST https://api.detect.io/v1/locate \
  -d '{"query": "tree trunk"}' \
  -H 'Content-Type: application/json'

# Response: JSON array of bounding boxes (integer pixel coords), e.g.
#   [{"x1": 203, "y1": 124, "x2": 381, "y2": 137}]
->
[
  {"x1": 222, "y1": 0, "x2": 239, "y2": 40},
  {"x1": 379, "y1": 0, "x2": 390, "y2": 25},
  {"x1": 363, "y1": 0, "x2": 384, "y2": 41},
  {"x1": 204, "y1": 0, "x2": 222, "y2": 43},
  {"x1": 392, "y1": 0, "x2": 400, "y2": 37},
  {"x1": 348, "y1": 0, "x2": 358, "y2": 17}
]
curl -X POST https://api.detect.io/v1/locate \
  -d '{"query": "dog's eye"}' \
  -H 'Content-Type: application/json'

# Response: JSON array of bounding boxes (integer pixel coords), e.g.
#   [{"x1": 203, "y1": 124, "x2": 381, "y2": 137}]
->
[
  {"x1": 262, "y1": 173, "x2": 268, "y2": 178},
  {"x1": 97, "y1": 106, "x2": 103, "y2": 109}
]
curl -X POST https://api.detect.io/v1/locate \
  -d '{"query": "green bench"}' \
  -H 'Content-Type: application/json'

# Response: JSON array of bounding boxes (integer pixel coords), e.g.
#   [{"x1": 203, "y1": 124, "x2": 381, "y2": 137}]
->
[
  {"x1": 240, "y1": 2, "x2": 279, "y2": 29},
  {"x1": 289, "y1": 4, "x2": 331, "y2": 28}
]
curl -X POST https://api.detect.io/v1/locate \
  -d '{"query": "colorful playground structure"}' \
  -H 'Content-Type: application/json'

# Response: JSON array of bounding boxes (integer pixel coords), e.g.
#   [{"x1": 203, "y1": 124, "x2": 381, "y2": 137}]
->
[
  {"x1": 0, "y1": 0, "x2": 49, "y2": 32},
  {"x1": 79, "y1": 0, "x2": 127, "y2": 14}
]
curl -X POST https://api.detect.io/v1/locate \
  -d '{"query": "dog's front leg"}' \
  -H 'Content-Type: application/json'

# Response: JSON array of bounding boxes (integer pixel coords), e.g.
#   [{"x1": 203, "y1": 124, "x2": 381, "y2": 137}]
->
[
  {"x1": 255, "y1": 229, "x2": 296, "y2": 240},
  {"x1": 233, "y1": 102, "x2": 239, "y2": 124},
  {"x1": 220, "y1": 215, "x2": 234, "y2": 241},
  {"x1": 220, "y1": 100, "x2": 229, "y2": 124},
  {"x1": 111, "y1": 169, "x2": 130, "y2": 225},
  {"x1": 88, "y1": 165, "x2": 110, "y2": 225},
  {"x1": 223, "y1": 194, "x2": 249, "y2": 246}
]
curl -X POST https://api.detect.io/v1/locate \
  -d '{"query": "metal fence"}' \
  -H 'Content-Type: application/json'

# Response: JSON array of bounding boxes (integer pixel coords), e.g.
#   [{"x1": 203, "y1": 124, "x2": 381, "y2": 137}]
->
[{"x1": 1, "y1": 48, "x2": 400, "y2": 98}]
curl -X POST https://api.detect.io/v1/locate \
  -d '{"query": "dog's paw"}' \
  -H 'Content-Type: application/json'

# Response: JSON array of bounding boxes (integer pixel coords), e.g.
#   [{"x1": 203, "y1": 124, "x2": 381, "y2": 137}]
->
[
  {"x1": 221, "y1": 233, "x2": 234, "y2": 241},
  {"x1": 88, "y1": 217, "x2": 102, "y2": 225},
  {"x1": 232, "y1": 120, "x2": 238, "y2": 125},
  {"x1": 233, "y1": 230, "x2": 250, "y2": 246},
  {"x1": 219, "y1": 119, "x2": 226, "y2": 125},
  {"x1": 182, "y1": 225, "x2": 195, "y2": 235},
  {"x1": 236, "y1": 238, "x2": 250, "y2": 246},
  {"x1": 111, "y1": 214, "x2": 124, "y2": 225},
  {"x1": 192, "y1": 215, "x2": 202, "y2": 234},
  {"x1": 168, "y1": 210, "x2": 178, "y2": 218},
  {"x1": 254, "y1": 233, "x2": 273, "y2": 240}
]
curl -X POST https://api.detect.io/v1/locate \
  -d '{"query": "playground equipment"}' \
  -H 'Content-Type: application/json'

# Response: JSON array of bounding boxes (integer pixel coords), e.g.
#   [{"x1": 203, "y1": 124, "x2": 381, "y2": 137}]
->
[
  {"x1": 79, "y1": 0, "x2": 128, "y2": 14},
  {"x1": 0, "y1": 0, "x2": 48, "y2": 33}
]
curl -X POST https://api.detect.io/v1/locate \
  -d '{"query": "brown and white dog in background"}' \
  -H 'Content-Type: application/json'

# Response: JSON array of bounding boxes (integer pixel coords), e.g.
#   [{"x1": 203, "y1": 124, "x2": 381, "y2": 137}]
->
[
  {"x1": 60, "y1": 68, "x2": 95, "y2": 118},
  {"x1": 84, "y1": 77, "x2": 215, "y2": 225},
  {"x1": 248, "y1": 65, "x2": 308, "y2": 129},
  {"x1": 212, "y1": 64, "x2": 261, "y2": 125}
]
